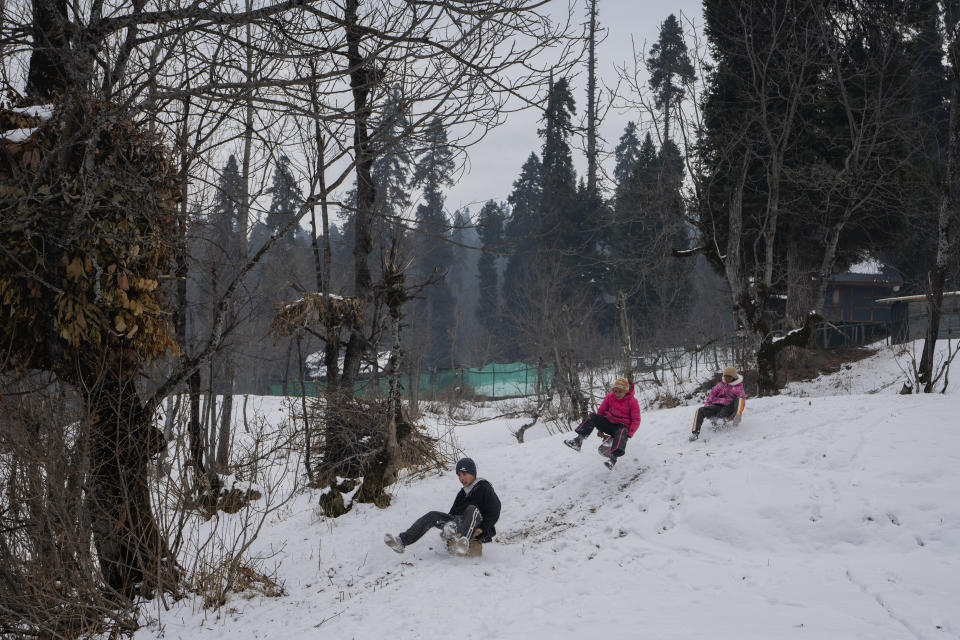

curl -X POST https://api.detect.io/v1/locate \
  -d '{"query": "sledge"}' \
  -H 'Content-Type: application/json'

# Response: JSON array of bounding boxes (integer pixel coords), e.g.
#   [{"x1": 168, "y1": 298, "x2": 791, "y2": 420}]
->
[
  {"x1": 597, "y1": 436, "x2": 613, "y2": 458},
  {"x1": 440, "y1": 521, "x2": 483, "y2": 557},
  {"x1": 708, "y1": 397, "x2": 746, "y2": 431},
  {"x1": 445, "y1": 536, "x2": 483, "y2": 557}
]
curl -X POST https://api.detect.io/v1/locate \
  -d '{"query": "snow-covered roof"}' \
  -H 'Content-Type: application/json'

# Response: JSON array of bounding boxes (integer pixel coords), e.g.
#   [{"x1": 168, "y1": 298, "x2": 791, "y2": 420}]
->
[
  {"x1": 831, "y1": 257, "x2": 902, "y2": 285},
  {"x1": 847, "y1": 257, "x2": 884, "y2": 275},
  {"x1": 876, "y1": 291, "x2": 960, "y2": 304}
]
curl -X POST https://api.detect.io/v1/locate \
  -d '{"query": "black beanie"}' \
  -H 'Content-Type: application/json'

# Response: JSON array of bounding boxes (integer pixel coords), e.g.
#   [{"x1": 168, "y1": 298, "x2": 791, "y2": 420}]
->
[{"x1": 455, "y1": 457, "x2": 477, "y2": 476}]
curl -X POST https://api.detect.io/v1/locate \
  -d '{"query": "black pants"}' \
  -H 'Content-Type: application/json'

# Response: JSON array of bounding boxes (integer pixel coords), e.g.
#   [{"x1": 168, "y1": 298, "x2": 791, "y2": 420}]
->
[
  {"x1": 575, "y1": 413, "x2": 630, "y2": 457},
  {"x1": 398, "y1": 504, "x2": 482, "y2": 547},
  {"x1": 691, "y1": 403, "x2": 737, "y2": 435}
]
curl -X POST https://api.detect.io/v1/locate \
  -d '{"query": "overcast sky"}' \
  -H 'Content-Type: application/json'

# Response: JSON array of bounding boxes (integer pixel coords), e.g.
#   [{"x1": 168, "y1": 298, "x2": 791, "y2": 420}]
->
[{"x1": 444, "y1": 0, "x2": 705, "y2": 216}]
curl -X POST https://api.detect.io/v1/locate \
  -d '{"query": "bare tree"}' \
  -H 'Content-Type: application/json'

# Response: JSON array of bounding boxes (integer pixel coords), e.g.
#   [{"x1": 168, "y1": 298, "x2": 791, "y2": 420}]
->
[
  {"x1": 920, "y1": 15, "x2": 960, "y2": 391},
  {"x1": 2, "y1": 0, "x2": 579, "y2": 612}
]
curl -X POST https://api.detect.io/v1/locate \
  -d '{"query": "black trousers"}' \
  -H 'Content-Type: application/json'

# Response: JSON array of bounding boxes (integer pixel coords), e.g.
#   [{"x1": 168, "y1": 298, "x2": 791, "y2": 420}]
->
[
  {"x1": 575, "y1": 413, "x2": 630, "y2": 457},
  {"x1": 398, "y1": 504, "x2": 482, "y2": 547},
  {"x1": 691, "y1": 402, "x2": 737, "y2": 434}
]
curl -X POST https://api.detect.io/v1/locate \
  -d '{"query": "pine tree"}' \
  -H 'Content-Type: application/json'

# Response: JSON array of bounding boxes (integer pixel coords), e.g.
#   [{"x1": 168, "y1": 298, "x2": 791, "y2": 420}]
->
[
  {"x1": 448, "y1": 207, "x2": 479, "y2": 363},
  {"x1": 372, "y1": 87, "x2": 414, "y2": 251},
  {"x1": 613, "y1": 121, "x2": 642, "y2": 201},
  {"x1": 538, "y1": 77, "x2": 588, "y2": 279},
  {"x1": 476, "y1": 200, "x2": 505, "y2": 335},
  {"x1": 265, "y1": 153, "x2": 305, "y2": 241},
  {"x1": 192, "y1": 155, "x2": 244, "y2": 320},
  {"x1": 502, "y1": 153, "x2": 541, "y2": 359},
  {"x1": 411, "y1": 118, "x2": 456, "y2": 366},
  {"x1": 647, "y1": 13, "x2": 694, "y2": 143}
]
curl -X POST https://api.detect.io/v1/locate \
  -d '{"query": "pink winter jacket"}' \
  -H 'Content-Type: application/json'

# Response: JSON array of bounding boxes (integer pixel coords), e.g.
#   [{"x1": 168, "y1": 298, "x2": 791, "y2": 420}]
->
[
  {"x1": 596, "y1": 382, "x2": 642, "y2": 437},
  {"x1": 705, "y1": 376, "x2": 746, "y2": 406}
]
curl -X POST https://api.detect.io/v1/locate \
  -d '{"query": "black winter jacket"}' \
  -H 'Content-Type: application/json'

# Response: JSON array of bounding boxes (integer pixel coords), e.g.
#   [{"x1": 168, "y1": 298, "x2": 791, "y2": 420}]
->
[{"x1": 449, "y1": 479, "x2": 501, "y2": 542}]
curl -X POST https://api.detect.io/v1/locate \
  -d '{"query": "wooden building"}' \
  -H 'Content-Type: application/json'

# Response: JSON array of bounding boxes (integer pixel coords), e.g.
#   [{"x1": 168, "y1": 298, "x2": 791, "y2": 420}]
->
[
  {"x1": 877, "y1": 292, "x2": 960, "y2": 344},
  {"x1": 817, "y1": 259, "x2": 904, "y2": 347}
]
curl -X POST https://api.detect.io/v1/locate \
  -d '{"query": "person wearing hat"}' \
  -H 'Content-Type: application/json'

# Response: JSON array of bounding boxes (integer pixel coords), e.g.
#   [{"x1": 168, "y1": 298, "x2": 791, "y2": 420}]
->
[
  {"x1": 563, "y1": 377, "x2": 641, "y2": 469},
  {"x1": 689, "y1": 366, "x2": 746, "y2": 441},
  {"x1": 384, "y1": 457, "x2": 501, "y2": 555}
]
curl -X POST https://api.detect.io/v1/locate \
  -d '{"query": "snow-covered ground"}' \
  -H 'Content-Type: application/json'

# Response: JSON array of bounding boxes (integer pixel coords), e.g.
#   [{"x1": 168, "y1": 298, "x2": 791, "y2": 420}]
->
[{"x1": 141, "y1": 341, "x2": 960, "y2": 640}]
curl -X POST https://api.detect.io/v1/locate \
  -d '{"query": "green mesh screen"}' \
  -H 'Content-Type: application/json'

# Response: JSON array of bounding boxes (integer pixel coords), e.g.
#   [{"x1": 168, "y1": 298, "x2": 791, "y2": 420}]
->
[{"x1": 271, "y1": 362, "x2": 553, "y2": 399}]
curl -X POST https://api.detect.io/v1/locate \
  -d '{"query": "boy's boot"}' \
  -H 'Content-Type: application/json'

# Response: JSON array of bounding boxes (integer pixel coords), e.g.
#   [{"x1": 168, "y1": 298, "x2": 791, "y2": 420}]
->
[
  {"x1": 689, "y1": 430, "x2": 699, "y2": 442},
  {"x1": 384, "y1": 533, "x2": 406, "y2": 553},
  {"x1": 440, "y1": 520, "x2": 458, "y2": 541},
  {"x1": 604, "y1": 456, "x2": 617, "y2": 470},
  {"x1": 564, "y1": 435, "x2": 584, "y2": 452}
]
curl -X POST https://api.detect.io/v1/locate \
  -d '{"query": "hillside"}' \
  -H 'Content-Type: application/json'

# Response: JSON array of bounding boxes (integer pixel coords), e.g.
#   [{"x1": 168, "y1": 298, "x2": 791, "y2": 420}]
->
[{"x1": 140, "y1": 344, "x2": 960, "y2": 640}]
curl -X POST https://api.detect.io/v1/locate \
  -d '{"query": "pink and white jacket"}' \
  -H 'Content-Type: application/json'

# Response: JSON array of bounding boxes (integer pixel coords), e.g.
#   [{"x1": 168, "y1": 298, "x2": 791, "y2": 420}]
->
[
  {"x1": 596, "y1": 382, "x2": 642, "y2": 437},
  {"x1": 704, "y1": 375, "x2": 746, "y2": 406}
]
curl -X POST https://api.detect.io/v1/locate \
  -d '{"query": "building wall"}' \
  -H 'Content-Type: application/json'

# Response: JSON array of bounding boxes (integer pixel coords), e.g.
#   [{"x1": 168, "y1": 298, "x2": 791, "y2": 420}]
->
[
  {"x1": 905, "y1": 296, "x2": 960, "y2": 341},
  {"x1": 822, "y1": 283, "x2": 897, "y2": 323}
]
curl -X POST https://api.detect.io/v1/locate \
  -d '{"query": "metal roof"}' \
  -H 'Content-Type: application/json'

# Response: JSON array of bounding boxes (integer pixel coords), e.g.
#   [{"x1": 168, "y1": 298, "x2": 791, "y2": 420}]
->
[{"x1": 876, "y1": 291, "x2": 960, "y2": 304}]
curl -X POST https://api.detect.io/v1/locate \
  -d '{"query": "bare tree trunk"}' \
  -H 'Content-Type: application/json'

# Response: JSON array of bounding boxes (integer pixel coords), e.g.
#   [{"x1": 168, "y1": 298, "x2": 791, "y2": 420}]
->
[
  {"x1": 921, "y1": 34, "x2": 960, "y2": 390},
  {"x1": 586, "y1": 0, "x2": 598, "y2": 196},
  {"x1": 26, "y1": 0, "x2": 70, "y2": 99},
  {"x1": 213, "y1": 0, "x2": 255, "y2": 472},
  {"x1": 187, "y1": 369, "x2": 208, "y2": 491},
  {"x1": 85, "y1": 365, "x2": 177, "y2": 597},
  {"x1": 340, "y1": 0, "x2": 375, "y2": 393},
  {"x1": 162, "y1": 394, "x2": 180, "y2": 442},
  {"x1": 170, "y1": 91, "x2": 216, "y2": 496},
  {"x1": 785, "y1": 233, "x2": 814, "y2": 328},
  {"x1": 617, "y1": 290, "x2": 633, "y2": 380},
  {"x1": 296, "y1": 337, "x2": 314, "y2": 484},
  {"x1": 206, "y1": 360, "x2": 216, "y2": 462},
  {"x1": 216, "y1": 362, "x2": 233, "y2": 468},
  {"x1": 761, "y1": 157, "x2": 782, "y2": 289}
]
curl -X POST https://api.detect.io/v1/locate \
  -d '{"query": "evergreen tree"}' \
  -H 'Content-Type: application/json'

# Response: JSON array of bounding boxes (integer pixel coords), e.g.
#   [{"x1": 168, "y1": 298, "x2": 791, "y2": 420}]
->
[
  {"x1": 476, "y1": 200, "x2": 505, "y2": 335},
  {"x1": 448, "y1": 207, "x2": 480, "y2": 363},
  {"x1": 502, "y1": 153, "x2": 541, "y2": 359},
  {"x1": 265, "y1": 153, "x2": 305, "y2": 242},
  {"x1": 647, "y1": 13, "x2": 694, "y2": 143},
  {"x1": 696, "y1": 0, "x2": 936, "y2": 392},
  {"x1": 213, "y1": 154, "x2": 243, "y2": 238},
  {"x1": 411, "y1": 118, "x2": 456, "y2": 366},
  {"x1": 613, "y1": 121, "x2": 642, "y2": 201},
  {"x1": 192, "y1": 154, "x2": 244, "y2": 318},
  {"x1": 242, "y1": 153, "x2": 315, "y2": 393},
  {"x1": 372, "y1": 87, "x2": 414, "y2": 253},
  {"x1": 538, "y1": 77, "x2": 589, "y2": 282},
  {"x1": 885, "y1": 0, "x2": 949, "y2": 290}
]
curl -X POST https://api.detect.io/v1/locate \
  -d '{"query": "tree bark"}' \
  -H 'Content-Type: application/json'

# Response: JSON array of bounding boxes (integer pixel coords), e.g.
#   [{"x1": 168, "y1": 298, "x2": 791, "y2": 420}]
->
[
  {"x1": 920, "y1": 33, "x2": 960, "y2": 390},
  {"x1": 586, "y1": 0, "x2": 598, "y2": 196},
  {"x1": 26, "y1": 0, "x2": 70, "y2": 99},
  {"x1": 216, "y1": 362, "x2": 233, "y2": 468},
  {"x1": 84, "y1": 365, "x2": 176, "y2": 598},
  {"x1": 340, "y1": 0, "x2": 375, "y2": 393}
]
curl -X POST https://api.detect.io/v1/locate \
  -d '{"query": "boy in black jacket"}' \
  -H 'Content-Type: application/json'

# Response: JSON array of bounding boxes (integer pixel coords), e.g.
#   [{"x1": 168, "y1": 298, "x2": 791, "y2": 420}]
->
[{"x1": 384, "y1": 457, "x2": 501, "y2": 556}]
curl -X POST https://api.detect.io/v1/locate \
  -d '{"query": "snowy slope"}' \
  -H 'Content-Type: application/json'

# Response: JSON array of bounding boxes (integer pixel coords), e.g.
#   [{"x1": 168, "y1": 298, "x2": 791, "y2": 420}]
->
[{"x1": 141, "y1": 346, "x2": 960, "y2": 640}]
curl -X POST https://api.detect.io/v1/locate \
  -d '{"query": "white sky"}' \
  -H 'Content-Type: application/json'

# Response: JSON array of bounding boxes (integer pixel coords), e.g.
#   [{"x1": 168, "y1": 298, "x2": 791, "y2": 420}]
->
[{"x1": 444, "y1": 0, "x2": 705, "y2": 215}]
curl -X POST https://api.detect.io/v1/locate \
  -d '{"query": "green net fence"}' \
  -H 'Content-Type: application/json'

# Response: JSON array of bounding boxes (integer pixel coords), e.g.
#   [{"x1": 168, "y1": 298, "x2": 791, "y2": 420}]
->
[{"x1": 269, "y1": 362, "x2": 553, "y2": 400}]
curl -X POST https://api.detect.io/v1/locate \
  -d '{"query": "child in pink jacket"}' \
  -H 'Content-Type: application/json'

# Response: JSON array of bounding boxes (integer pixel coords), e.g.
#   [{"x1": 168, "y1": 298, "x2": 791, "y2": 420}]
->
[
  {"x1": 564, "y1": 377, "x2": 641, "y2": 470},
  {"x1": 689, "y1": 366, "x2": 746, "y2": 441}
]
